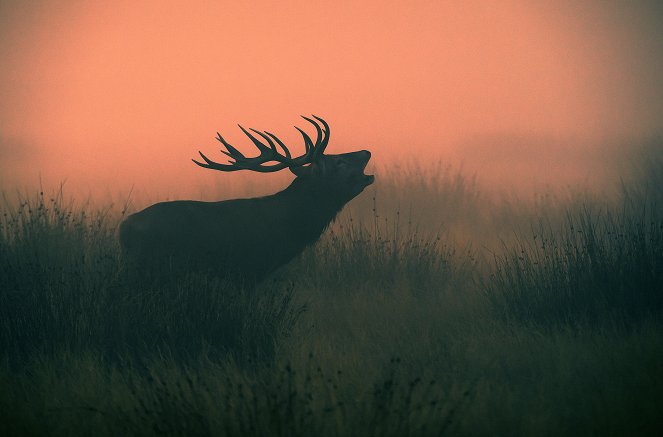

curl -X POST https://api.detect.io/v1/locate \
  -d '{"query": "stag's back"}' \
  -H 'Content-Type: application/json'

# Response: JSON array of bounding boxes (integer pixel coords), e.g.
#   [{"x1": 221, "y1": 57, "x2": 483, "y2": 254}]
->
[{"x1": 119, "y1": 189, "x2": 337, "y2": 282}]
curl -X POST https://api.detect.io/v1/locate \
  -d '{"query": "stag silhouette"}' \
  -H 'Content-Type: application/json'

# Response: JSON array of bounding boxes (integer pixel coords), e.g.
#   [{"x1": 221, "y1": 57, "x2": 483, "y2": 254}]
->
[{"x1": 119, "y1": 116, "x2": 373, "y2": 283}]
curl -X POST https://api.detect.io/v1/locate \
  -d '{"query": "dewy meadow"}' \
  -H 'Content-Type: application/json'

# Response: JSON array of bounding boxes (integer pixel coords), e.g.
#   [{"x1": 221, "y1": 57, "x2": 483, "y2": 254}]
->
[{"x1": 1, "y1": 138, "x2": 662, "y2": 436}]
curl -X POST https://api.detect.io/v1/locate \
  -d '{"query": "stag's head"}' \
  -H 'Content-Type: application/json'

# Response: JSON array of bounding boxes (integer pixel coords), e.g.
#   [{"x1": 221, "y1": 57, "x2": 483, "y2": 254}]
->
[{"x1": 193, "y1": 116, "x2": 374, "y2": 200}]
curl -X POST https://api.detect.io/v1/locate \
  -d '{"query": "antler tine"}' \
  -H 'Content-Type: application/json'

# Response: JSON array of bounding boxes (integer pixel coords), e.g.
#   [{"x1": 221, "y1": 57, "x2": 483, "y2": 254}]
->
[
  {"x1": 215, "y1": 133, "x2": 256, "y2": 165},
  {"x1": 192, "y1": 151, "x2": 241, "y2": 171},
  {"x1": 301, "y1": 116, "x2": 323, "y2": 150},
  {"x1": 294, "y1": 126, "x2": 315, "y2": 155},
  {"x1": 311, "y1": 114, "x2": 330, "y2": 157},
  {"x1": 249, "y1": 129, "x2": 277, "y2": 152},
  {"x1": 238, "y1": 125, "x2": 272, "y2": 153},
  {"x1": 216, "y1": 132, "x2": 246, "y2": 160},
  {"x1": 250, "y1": 129, "x2": 289, "y2": 163},
  {"x1": 264, "y1": 131, "x2": 292, "y2": 159}
]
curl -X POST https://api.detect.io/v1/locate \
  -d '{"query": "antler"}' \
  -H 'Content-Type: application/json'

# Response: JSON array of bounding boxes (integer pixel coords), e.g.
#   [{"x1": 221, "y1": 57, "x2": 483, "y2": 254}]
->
[{"x1": 193, "y1": 115, "x2": 330, "y2": 173}]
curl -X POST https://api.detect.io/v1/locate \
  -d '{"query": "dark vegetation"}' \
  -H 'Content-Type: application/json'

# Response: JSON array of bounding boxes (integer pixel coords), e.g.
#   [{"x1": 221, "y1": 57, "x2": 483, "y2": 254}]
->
[{"x1": 1, "y1": 142, "x2": 662, "y2": 436}]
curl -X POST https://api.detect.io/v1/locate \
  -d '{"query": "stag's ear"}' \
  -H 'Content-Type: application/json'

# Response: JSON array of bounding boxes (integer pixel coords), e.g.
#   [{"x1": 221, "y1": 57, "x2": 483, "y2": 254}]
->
[{"x1": 289, "y1": 160, "x2": 326, "y2": 177}]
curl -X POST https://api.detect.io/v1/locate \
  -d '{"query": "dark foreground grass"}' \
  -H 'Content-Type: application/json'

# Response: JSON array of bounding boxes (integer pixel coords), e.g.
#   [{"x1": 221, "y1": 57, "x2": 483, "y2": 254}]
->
[
  {"x1": 486, "y1": 207, "x2": 663, "y2": 327},
  {"x1": 1, "y1": 172, "x2": 663, "y2": 435}
]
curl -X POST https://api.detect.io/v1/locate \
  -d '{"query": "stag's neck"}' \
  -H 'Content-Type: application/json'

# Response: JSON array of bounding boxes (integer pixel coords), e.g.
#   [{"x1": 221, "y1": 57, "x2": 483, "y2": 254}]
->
[{"x1": 276, "y1": 177, "x2": 347, "y2": 236}]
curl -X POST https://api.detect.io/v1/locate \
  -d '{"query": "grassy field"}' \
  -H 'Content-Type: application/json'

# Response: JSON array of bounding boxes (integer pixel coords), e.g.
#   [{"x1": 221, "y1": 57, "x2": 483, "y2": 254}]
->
[{"x1": 1, "y1": 150, "x2": 662, "y2": 436}]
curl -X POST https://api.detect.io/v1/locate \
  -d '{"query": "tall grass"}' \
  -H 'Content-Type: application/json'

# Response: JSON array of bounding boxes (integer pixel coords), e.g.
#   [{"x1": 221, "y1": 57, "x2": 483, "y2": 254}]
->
[
  {"x1": 1, "y1": 152, "x2": 663, "y2": 435},
  {"x1": 0, "y1": 189, "x2": 299, "y2": 364},
  {"x1": 486, "y1": 206, "x2": 663, "y2": 327}
]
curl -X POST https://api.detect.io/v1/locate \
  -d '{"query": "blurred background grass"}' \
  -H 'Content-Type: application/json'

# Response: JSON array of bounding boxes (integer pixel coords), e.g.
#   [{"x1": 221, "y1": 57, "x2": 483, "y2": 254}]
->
[{"x1": 1, "y1": 139, "x2": 662, "y2": 436}]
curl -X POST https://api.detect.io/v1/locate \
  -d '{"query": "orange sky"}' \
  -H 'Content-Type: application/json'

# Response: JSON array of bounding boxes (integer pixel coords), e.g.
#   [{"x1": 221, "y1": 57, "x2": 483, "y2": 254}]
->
[{"x1": 1, "y1": 0, "x2": 662, "y2": 199}]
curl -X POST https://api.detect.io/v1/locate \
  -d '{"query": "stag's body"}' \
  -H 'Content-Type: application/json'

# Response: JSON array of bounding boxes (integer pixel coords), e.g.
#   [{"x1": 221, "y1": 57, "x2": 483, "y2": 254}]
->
[
  {"x1": 120, "y1": 174, "x2": 357, "y2": 282},
  {"x1": 119, "y1": 116, "x2": 373, "y2": 283}
]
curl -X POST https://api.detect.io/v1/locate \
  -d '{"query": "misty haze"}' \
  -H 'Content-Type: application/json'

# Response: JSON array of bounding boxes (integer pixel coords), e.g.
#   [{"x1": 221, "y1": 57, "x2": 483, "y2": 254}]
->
[{"x1": 1, "y1": 1, "x2": 662, "y2": 435}]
